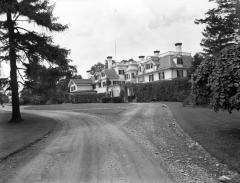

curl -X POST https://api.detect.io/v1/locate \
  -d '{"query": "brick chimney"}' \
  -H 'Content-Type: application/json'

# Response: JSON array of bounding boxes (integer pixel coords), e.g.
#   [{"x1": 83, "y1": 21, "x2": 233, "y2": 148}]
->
[
  {"x1": 175, "y1": 43, "x2": 182, "y2": 53},
  {"x1": 154, "y1": 50, "x2": 160, "y2": 57},
  {"x1": 138, "y1": 56, "x2": 145, "y2": 62},
  {"x1": 107, "y1": 56, "x2": 113, "y2": 69}
]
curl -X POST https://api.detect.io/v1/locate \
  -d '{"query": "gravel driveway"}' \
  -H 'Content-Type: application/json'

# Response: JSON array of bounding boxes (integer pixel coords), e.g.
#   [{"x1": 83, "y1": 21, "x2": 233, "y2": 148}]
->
[{"x1": 1, "y1": 103, "x2": 220, "y2": 183}]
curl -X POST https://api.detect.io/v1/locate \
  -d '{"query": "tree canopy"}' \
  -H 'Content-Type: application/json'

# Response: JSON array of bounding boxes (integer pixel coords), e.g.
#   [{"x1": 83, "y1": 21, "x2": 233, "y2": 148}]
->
[
  {"x1": 195, "y1": 0, "x2": 240, "y2": 55},
  {"x1": 192, "y1": 0, "x2": 240, "y2": 113},
  {"x1": 192, "y1": 45, "x2": 240, "y2": 113},
  {"x1": 88, "y1": 62, "x2": 105, "y2": 79},
  {"x1": 0, "y1": 0, "x2": 73, "y2": 122}
]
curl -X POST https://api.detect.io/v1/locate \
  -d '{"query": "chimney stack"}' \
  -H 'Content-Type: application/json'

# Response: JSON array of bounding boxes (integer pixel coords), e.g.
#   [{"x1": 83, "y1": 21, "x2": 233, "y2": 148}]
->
[
  {"x1": 154, "y1": 50, "x2": 160, "y2": 57},
  {"x1": 138, "y1": 56, "x2": 145, "y2": 62},
  {"x1": 175, "y1": 43, "x2": 182, "y2": 53},
  {"x1": 107, "y1": 56, "x2": 113, "y2": 69}
]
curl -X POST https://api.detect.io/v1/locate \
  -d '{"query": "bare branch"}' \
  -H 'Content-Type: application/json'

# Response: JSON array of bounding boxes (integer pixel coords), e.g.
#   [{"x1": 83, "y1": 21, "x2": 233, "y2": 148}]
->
[
  {"x1": 17, "y1": 69, "x2": 25, "y2": 83},
  {"x1": 15, "y1": 27, "x2": 32, "y2": 33}
]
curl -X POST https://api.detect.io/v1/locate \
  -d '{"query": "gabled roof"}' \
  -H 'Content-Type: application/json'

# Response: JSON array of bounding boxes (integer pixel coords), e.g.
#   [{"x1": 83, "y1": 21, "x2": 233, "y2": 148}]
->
[
  {"x1": 102, "y1": 69, "x2": 119, "y2": 80},
  {"x1": 68, "y1": 79, "x2": 93, "y2": 87}
]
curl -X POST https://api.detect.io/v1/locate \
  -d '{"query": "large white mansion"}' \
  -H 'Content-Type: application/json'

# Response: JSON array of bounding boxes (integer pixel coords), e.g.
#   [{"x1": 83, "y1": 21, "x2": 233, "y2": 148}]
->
[{"x1": 69, "y1": 43, "x2": 193, "y2": 97}]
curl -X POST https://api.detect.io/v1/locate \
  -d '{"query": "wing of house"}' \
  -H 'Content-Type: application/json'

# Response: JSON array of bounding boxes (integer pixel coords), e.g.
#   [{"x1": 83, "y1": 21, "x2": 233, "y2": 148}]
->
[
  {"x1": 136, "y1": 44, "x2": 193, "y2": 83},
  {"x1": 68, "y1": 79, "x2": 96, "y2": 94}
]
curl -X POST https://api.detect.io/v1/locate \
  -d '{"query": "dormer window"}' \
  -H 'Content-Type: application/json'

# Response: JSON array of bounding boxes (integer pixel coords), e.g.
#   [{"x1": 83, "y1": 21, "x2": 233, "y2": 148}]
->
[
  {"x1": 177, "y1": 57, "x2": 183, "y2": 65},
  {"x1": 146, "y1": 63, "x2": 153, "y2": 70}
]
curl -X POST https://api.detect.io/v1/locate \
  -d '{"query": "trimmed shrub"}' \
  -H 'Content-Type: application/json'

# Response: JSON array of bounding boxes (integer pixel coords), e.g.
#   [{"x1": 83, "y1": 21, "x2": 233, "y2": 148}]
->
[
  {"x1": 112, "y1": 97, "x2": 123, "y2": 103},
  {"x1": 126, "y1": 78, "x2": 191, "y2": 102},
  {"x1": 72, "y1": 93, "x2": 106, "y2": 103},
  {"x1": 102, "y1": 97, "x2": 111, "y2": 103}
]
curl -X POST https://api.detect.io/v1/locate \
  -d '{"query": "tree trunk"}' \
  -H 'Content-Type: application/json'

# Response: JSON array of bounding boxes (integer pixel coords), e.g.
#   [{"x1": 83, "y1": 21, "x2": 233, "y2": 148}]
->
[{"x1": 7, "y1": 12, "x2": 23, "y2": 123}]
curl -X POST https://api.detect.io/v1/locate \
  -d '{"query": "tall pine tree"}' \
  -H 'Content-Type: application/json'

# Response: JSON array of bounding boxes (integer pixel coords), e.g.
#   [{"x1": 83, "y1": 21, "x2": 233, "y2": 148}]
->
[
  {"x1": 195, "y1": 0, "x2": 240, "y2": 55},
  {"x1": 0, "y1": 0, "x2": 71, "y2": 122}
]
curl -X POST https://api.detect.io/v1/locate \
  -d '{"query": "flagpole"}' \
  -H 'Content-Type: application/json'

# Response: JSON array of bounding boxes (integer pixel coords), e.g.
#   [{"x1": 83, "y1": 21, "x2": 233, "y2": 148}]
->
[{"x1": 115, "y1": 40, "x2": 117, "y2": 59}]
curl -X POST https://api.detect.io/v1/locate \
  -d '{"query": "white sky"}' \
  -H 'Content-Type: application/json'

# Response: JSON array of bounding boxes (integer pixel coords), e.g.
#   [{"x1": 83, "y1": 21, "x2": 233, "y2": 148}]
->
[{"x1": 2, "y1": 0, "x2": 216, "y2": 78}]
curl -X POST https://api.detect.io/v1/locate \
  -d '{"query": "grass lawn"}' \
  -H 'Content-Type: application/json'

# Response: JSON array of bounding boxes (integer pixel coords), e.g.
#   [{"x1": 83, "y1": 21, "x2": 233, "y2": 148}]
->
[
  {"x1": 165, "y1": 102, "x2": 240, "y2": 172},
  {"x1": 0, "y1": 111, "x2": 57, "y2": 160}
]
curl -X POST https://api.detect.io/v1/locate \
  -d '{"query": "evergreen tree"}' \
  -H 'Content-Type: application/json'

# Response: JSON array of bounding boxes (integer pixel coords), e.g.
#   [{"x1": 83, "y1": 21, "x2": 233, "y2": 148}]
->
[
  {"x1": 0, "y1": 0, "x2": 71, "y2": 122},
  {"x1": 195, "y1": 0, "x2": 240, "y2": 55}
]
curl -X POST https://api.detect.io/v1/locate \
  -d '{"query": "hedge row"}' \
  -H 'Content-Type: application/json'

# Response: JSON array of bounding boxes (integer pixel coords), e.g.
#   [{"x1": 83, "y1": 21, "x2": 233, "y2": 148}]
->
[
  {"x1": 127, "y1": 78, "x2": 191, "y2": 102},
  {"x1": 70, "y1": 93, "x2": 106, "y2": 103}
]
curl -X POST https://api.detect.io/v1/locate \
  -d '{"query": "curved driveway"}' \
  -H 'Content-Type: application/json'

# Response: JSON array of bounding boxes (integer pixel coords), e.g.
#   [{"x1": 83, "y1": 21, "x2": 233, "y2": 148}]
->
[{"x1": 8, "y1": 104, "x2": 174, "y2": 183}]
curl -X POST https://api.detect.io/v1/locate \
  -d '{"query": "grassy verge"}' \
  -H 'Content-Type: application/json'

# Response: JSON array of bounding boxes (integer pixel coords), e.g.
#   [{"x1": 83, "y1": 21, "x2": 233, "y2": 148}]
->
[
  {"x1": 165, "y1": 102, "x2": 240, "y2": 172},
  {"x1": 0, "y1": 111, "x2": 57, "y2": 161}
]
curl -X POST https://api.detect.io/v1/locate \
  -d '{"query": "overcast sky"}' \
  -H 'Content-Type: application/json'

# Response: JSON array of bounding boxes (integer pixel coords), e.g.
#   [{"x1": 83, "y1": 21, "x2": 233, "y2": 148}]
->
[{"x1": 2, "y1": 0, "x2": 215, "y2": 78}]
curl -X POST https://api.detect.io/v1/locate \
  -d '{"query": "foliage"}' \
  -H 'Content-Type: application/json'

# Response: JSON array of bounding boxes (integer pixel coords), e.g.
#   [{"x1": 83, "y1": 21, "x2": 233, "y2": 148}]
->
[
  {"x1": 192, "y1": 56, "x2": 216, "y2": 105},
  {"x1": 20, "y1": 62, "x2": 76, "y2": 105},
  {"x1": 195, "y1": 0, "x2": 240, "y2": 55},
  {"x1": 0, "y1": 0, "x2": 73, "y2": 121},
  {"x1": 0, "y1": 78, "x2": 9, "y2": 105},
  {"x1": 126, "y1": 79, "x2": 191, "y2": 102},
  {"x1": 188, "y1": 53, "x2": 205, "y2": 77},
  {"x1": 71, "y1": 93, "x2": 105, "y2": 103},
  {"x1": 193, "y1": 53, "x2": 205, "y2": 72},
  {"x1": 101, "y1": 97, "x2": 111, "y2": 103},
  {"x1": 88, "y1": 62, "x2": 105, "y2": 79},
  {"x1": 102, "y1": 97, "x2": 123, "y2": 103},
  {"x1": 192, "y1": 45, "x2": 240, "y2": 112}
]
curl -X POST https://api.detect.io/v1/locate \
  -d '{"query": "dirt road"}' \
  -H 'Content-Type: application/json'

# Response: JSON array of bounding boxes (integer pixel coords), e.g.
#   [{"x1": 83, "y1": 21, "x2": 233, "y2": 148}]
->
[{"x1": 6, "y1": 104, "x2": 175, "y2": 183}]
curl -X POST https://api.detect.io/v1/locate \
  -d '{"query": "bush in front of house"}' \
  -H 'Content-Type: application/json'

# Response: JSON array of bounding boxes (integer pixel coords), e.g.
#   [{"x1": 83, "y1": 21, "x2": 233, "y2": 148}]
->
[
  {"x1": 126, "y1": 78, "x2": 191, "y2": 102},
  {"x1": 72, "y1": 93, "x2": 106, "y2": 103},
  {"x1": 112, "y1": 97, "x2": 123, "y2": 103},
  {"x1": 101, "y1": 97, "x2": 111, "y2": 103},
  {"x1": 101, "y1": 97, "x2": 123, "y2": 103}
]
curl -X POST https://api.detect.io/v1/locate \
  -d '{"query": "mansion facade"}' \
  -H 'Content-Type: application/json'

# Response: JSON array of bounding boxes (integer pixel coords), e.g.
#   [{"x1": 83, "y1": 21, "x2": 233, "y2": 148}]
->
[
  {"x1": 91, "y1": 43, "x2": 192, "y2": 97},
  {"x1": 68, "y1": 43, "x2": 193, "y2": 97}
]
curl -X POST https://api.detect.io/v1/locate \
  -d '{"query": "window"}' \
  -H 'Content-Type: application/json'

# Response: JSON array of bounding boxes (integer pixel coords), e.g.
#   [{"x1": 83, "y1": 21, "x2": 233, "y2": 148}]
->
[
  {"x1": 131, "y1": 73, "x2": 135, "y2": 79},
  {"x1": 177, "y1": 70, "x2": 183, "y2": 78},
  {"x1": 146, "y1": 64, "x2": 150, "y2": 70},
  {"x1": 149, "y1": 74, "x2": 154, "y2": 82},
  {"x1": 93, "y1": 84, "x2": 96, "y2": 89},
  {"x1": 162, "y1": 72, "x2": 165, "y2": 79},
  {"x1": 71, "y1": 86, "x2": 76, "y2": 92},
  {"x1": 150, "y1": 63, "x2": 153, "y2": 69},
  {"x1": 177, "y1": 57, "x2": 183, "y2": 65},
  {"x1": 139, "y1": 67, "x2": 142, "y2": 72},
  {"x1": 119, "y1": 70, "x2": 125, "y2": 75},
  {"x1": 98, "y1": 82, "x2": 102, "y2": 88},
  {"x1": 159, "y1": 72, "x2": 165, "y2": 80},
  {"x1": 101, "y1": 73, "x2": 105, "y2": 77},
  {"x1": 113, "y1": 81, "x2": 119, "y2": 85},
  {"x1": 103, "y1": 82, "x2": 106, "y2": 87}
]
